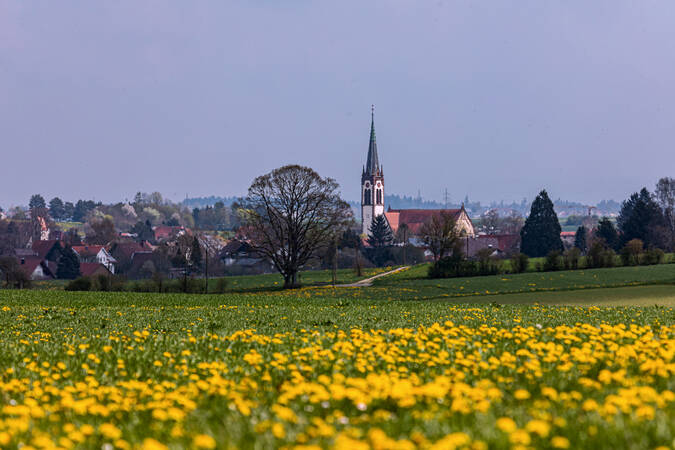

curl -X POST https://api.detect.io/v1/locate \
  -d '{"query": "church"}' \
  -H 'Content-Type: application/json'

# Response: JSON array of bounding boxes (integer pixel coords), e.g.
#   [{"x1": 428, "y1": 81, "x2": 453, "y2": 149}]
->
[{"x1": 361, "y1": 108, "x2": 476, "y2": 239}]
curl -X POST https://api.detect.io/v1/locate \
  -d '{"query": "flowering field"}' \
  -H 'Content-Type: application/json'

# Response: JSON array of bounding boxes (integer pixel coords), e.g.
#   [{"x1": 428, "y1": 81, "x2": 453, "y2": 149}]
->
[{"x1": 0, "y1": 290, "x2": 674, "y2": 449}]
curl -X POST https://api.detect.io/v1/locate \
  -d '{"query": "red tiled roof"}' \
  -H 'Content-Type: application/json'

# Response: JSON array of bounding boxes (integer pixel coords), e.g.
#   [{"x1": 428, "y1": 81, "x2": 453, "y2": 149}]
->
[
  {"x1": 385, "y1": 209, "x2": 464, "y2": 234},
  {"x1": 476, "y1": 234, "x2": 520, "y2": 252},
  {"x1": 17, "y1": 256, "x2": 50, "y2": 279},
  {"x1": 79, "y1": 262, "x2": 111, "y2": 277},
  {"x1": 111, "y1": 241, "x2": 153, "y2": 260},
  {"x1": 560, "y1": 231, "x2": 576, "y2": 237},
  {"x1": 72, "y1": 245, "x2": 104, "y2": 257},
  {"x1": 31, "y1": 240, "x2": 62, "y2": 259}
]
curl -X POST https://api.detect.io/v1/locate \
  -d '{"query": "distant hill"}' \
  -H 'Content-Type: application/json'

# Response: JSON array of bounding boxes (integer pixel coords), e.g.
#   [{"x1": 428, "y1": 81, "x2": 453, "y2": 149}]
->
[{"x1": 182, "y1": 196, "x2": 240, "y2": 209}]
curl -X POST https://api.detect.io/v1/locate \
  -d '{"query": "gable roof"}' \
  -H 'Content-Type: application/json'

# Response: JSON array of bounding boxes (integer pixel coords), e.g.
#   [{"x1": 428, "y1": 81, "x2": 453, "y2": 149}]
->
[
  {"x1": 17, "y1": 256, "x2": 53, "y2": 279},
  {"x1": 31, "y1": 240, "x2": 62, "y2": 259},
  {"x1": 79, "y1": 262, "x2": 111, "y2": 277},
  {"x1": 72, "y1": 245, "x2": 105, "y2": 257},
  {"x1": 110, "y1": 241, "x2": 153, "y2": 260},
  {"x1": 384, "y1": 208, "x2": 466, "y2": 235}
]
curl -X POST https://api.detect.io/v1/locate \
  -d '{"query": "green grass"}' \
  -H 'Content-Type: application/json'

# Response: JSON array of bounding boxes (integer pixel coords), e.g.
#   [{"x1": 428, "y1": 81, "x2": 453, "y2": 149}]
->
[
  {"x1": 372, "y1": 263, "x2": 675, "y2": 301},
  {"x1": 209, "y1": 267, "x2": 388, "y2": 292}
]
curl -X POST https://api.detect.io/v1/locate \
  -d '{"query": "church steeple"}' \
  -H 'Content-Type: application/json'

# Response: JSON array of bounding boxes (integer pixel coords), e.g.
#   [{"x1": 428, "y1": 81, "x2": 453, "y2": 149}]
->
[
  {"x1": 365, "y1": 105, "x2": 380, "y2": 176},
  {"x1": 361, "y1": 105, "x2": 385, "y2": 236}
]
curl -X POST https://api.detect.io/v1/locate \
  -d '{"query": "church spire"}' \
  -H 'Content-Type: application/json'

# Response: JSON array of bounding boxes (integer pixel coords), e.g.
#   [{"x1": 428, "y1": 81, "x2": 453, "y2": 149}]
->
[{"x1": 365, "y1": 105, "x2": 380, "y2": 175}]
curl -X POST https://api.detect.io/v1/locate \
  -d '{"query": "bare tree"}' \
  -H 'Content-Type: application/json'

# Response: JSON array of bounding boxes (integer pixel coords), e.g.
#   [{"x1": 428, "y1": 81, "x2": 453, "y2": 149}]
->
[
  {"x1": 86, "y1": 217, "x2": 117, "y2": 245},
  {"x1": 242, "y1": 165, "x2": 352, "y2": 288},
  {"x1": 419, "y1": 211, "x2": 461, "y2": 261},
  {"x1": 655, "y1": 177, "x2": 675, "y2": 249}
]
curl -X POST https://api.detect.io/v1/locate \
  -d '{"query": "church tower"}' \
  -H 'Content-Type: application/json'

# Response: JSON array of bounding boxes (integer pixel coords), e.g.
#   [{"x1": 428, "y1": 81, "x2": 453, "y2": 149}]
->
[{"x1": 361, "y1": 106, "x2": 385, "y2": 236}]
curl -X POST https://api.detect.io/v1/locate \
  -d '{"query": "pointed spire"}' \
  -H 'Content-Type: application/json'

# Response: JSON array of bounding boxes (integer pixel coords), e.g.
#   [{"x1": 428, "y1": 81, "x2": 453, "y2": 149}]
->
[{"x1": 365, "y1": 105, "x2": 380, "y2": 175}]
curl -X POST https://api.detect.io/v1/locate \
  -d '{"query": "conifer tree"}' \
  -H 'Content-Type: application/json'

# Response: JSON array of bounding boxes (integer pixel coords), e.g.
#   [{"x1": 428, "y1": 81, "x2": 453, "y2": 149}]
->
[
  {"x1": 190, "y1": 237, "x2": 202, "y2": 271},
  {"x1": 520, "y1": 190, "x2": 563, "y2": 257},
  {"x1": 367, "y1": 215, "x2": 393, "y2": 248},
  {"x1": 574, "y1": 226, "x2": 587, "y2": 253},
  {"x1": 596, "y1": 217, "x2": 619, "y2": 250},
  {"x1": 56, "y1": 246, "x2": 81, "y2": 279},
  {"x1": 617, "y1": 188, "x2": 666, "y2": 248}
]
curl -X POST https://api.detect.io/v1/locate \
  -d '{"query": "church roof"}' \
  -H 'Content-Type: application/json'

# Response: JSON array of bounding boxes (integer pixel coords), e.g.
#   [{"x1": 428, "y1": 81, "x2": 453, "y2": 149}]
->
[
  {"x1": 364, "y1": 106, "x2": 380, "y2": 176},
  {"x1": 384, "y1": 208, "x2": 467, "y2": 234}
]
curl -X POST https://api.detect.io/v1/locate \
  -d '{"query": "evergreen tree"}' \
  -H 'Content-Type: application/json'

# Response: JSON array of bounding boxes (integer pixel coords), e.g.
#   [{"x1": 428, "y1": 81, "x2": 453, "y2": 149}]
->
[
  {"x1": 49, "y1": 197, "x2": 65, "y2": 221},
  {"x1": 617, "y1": 188, "x2": 665, "y2": 248},
  {"x1": 367, "y1": 215, "x2": 393, "y2": 248},
  {"x1": 574, "y1": 226, "x2": 587, "y2": 253},
  {"x1": 520, "y1": 190, "x2": 563, "y2": 257},
  {"x1": 596, "y1": 217, "x2": 619, "y2": 250},
  {"x1": 131, "y1": 220, "x2": 154, "y2": 242},
  {"x1": 29, "y1": 194, "x2": 46, "y2": 210},
  {"x1": 63, "y1": 202, "x2": 75, "y2": 220},
  {"x1": 190, "y1": 237, "x2": 202, "y2": 271},
  {"x1": 56, "y1": 246, "x2": 80, "y2": 279}
]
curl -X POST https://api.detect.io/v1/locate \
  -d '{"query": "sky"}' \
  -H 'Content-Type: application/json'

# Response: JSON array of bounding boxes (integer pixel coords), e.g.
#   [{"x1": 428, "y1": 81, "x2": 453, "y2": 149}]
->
[{"x1": 1, "y1": 1, "x2": 675, "y2": 208}]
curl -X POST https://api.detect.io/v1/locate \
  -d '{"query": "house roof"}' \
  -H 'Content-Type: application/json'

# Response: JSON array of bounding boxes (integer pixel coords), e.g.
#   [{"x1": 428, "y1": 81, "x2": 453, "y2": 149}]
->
[
  {"x1": 17, "y1": 256, "x2": 49, "y2": 278},
  {"x1": 560, "y1": 231, "x2": 576, "y2": 237},
  {"x1": 219, "y1": 240, "x2": 255, "y2": 257},
  {"x1": 31, "y1": 240, "x2": 62, "y2": 259},
  {"x1": 79, "y1": 262, "x2": 111, "y2": 277},
  {"x1": 72, "y1": 245, "x2": 104, "y2": 257},
  {"x1": 384, "y1": 208, "x2": 465, "y2": 234},
  {"x1": 111, "y1": 241, "x2": 153, "y2": 260}
]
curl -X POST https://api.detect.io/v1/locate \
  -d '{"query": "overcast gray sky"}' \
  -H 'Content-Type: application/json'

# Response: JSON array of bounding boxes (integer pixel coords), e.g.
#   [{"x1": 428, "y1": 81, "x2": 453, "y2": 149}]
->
[{"x1": 1, "y1": 1, "x2": 674, "y2": 208}]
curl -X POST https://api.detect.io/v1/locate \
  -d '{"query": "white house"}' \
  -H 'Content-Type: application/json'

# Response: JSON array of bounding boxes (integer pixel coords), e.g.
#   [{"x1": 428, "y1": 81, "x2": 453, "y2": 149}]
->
[{"x1": 71, "y1": 245, "x2": 117, "y2": 274}]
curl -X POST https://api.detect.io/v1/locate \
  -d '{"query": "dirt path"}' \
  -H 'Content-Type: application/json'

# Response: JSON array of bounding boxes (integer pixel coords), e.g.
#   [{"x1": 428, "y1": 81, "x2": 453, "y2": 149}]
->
[{"x1": 336, "y1": 266, "x2": 409, "y2": 287}]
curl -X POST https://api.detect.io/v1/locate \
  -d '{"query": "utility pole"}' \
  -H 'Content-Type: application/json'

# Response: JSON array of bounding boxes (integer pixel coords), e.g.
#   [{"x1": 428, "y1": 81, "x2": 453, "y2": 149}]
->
[
  {"x1": 332, "y1": 234, "x2": 338, "y2": 286},
  {"x1": 204, "y1": 246, "x2": 209, "y2": 294},
  {"x1": 444, "y1": 188, "x2": 449, "y2": 209}
]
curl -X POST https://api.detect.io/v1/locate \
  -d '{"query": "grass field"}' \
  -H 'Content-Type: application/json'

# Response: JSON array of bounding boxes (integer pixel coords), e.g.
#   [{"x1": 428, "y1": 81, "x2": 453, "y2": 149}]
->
[
  {"x1": 2, "y1": 263, "x2": 675, "y2": 449},
  {"x1": 0, "y1": 290, "x2": 674, "y2": 449}
]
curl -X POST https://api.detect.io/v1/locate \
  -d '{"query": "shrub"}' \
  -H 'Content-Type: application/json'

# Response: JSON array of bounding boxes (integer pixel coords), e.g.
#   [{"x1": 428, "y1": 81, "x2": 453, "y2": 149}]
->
[
  {"x1": 587, "y1": 240, "x2": 616, "y2": 268},
  {"x1": 214, "y1": 278, "x2": 229, "y2": 294},
  {"x1": 429, "y1": 254, "x2": 475, "y2": 279},
  {"x1": 543, "y1": 250, "x2": 562, "y2": 272},
  {"x1": 65, "y1": 277, "x2": 92, "y2": 291},
  {"x1": 643, "y1": 247, "x2": 665, "y2": 265},
  {"x1": 475, "y1": 249, "x2": 502, "y2": 276},
  {"x1": 621, "y1": 239, "x2": 644, "y2": 266},
  {"x1": 563, "y1": 247, "x2": 581, "y2": 270},
  {"x1": 94, "y1": 275, "x2": 111, "y2": 292},
  {"x1": 509, "y1": 253, "x2": 529, "y2": 274}
]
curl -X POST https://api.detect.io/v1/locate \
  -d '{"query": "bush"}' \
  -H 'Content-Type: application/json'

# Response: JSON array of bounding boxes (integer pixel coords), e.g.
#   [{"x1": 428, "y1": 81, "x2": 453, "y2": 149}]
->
[
  {"x1": 94, "y1": 275, "x2": 111, "y2": 292},
  {"x1": 214, "y1": 278, "x2": 229, "y2": 294},
  {"x1": 65, "y1": 277, "x2": 92, "y2": 291},
  {"x1": 620, "y1": 239, "x2": 643, "y2": 266},
  {"x1": 643, "y1": 247, "x2": 665, "y2": 265},
  {"x1": 509, "y1": 253, "x2": 529, "y2": 274},
  {"x1": 475, "y1": 249, "x2": 502, "y2": 276},
  {"x1": 563, "y1": 247, "x2": 581, "y2": 270},
  {"x1": 587, "y1": 241, "x2": 616, "y2": 268},
  {"x1": 543, "y1": 250, "x2": 562, "y2": 272}
]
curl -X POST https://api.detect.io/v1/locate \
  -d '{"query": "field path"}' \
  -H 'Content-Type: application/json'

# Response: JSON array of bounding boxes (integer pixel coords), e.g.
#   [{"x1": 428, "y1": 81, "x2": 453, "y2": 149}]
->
[{"x1": 336, "y1": 266, "x2": 409, "y2": 287}]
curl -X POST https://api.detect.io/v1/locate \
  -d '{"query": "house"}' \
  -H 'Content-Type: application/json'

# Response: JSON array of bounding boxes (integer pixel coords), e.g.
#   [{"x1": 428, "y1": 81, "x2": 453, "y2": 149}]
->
[
  {"x1": 153, "y1": 225, "x2": 187, "y2": 242},
  {"x1": 383, "y1": 207, "x2": 476, "y2": 238},
  {"x1": 17, "y1": 256, "x2": 55, "y2": 280},
  {"x1": 219, "y1": 239, "x2": 272, "y2": 272},
  {"x1": 79, "y1": 262, "x2": 112, "y2": 278},
  {"x1": 72, "y1": 245, "x2": 117, "y2": 274},
  {"x1": 31, "y1": 240, "x2": 63, "y2": 262},
  {"x1": 561, "y1": 231, "x2": 576, "y2": 246},
  {"x1": 109, "y1": 241, "x2": 154, "y2": 261}
]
